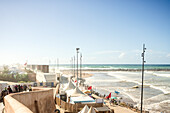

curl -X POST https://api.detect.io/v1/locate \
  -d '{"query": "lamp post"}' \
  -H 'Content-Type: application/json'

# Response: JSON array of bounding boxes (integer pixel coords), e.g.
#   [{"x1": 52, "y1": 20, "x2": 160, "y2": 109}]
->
[
  {"x1": 70, "y1": 58, "x2": 72, "y2": 75},
  {"x1": 76, "y1": 48, "x2": 80, "y2": 87},
  {"x1": 74, "y1": 56, "x2": 75, "y2": 78},
  {"x1": 57, "y1": 58, "x2": 59, "y2": 69},
  {"x1": 141, "y1": 44, "x2": 146, "y2": 113},
  {"x1": 71, "y1": 57, "x2": 73, "y2": 76},
  {"x1": 80, "y1": 53, "x2": 82, "y2": 83}
]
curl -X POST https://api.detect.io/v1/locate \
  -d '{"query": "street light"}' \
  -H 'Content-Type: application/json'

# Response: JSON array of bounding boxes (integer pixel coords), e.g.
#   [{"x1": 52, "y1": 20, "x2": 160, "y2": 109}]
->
[
  {"x1": 80, "y1": 53, "x2": 82, "y2": 83},
  {"x1": 76, "y1": 48, "x2": 80, "y2": 87},
  {"x1": 57, "y1": 58, "x2": 59, "y2": 70},
  {"x1": 74, "y1": 56, "x2": 75, "y2": 78},
  {"x1": 71, "y1": 57, "x2": 74, "y2": 76},
  {"x1": 141, "y1": 44, "x2": 146, "y2": 113}
]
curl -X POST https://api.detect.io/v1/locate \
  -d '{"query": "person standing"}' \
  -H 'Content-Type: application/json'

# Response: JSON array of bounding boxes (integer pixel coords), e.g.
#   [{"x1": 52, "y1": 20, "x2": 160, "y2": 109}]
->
[
  {"x1": 29, "y1": 86, "x2": 32, "y2": 91},
  {"x1": 23, "y1": 84, "x2": 27, "y2": 91},
  {"x1": 7, "y1": 86, "x2": 13, "y2": 94},
  {"x1": 1, "y1": 87, "x2": 8, "y2": 105},
  {"x1": 15, "y1": 85, "x2": 18, "y2": 92}
]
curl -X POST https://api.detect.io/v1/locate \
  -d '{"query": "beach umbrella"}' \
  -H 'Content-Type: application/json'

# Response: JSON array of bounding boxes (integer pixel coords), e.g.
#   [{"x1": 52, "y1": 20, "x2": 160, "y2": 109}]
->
[{"x1": 115, "y1": 91, "x2": 120, "y2": 95}]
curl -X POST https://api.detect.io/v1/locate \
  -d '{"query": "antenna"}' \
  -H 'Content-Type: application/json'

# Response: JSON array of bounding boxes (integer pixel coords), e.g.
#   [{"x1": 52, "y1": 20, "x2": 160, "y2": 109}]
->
[{"x1": 141, "y1": 44, "x2": 146, "y2": 113}]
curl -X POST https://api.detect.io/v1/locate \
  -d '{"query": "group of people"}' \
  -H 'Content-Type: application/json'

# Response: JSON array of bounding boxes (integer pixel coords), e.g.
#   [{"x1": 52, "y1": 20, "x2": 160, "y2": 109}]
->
[
  {"x1": 0, "y1": 84, "x2": 32, "y2": 104},
  {"x1": 14, "y1": 84, "x2": 28, "y2": 92},
  {"x1": 109, "y1": 98, "x2": 119, "y2": 105}
]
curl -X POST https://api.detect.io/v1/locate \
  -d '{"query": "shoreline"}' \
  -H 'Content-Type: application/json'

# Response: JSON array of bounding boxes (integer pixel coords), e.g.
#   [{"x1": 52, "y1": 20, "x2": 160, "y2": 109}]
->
[
  {"x1": 83, "y1": 84, "x2": 139, "y2": 113},
  {"x1": 61, "y1": 70, "x2": 139, "y2": 112},
  {"x1": 60, "y1": 68, "x2": 170, "y2": 72},
  {"x1": 61, "y1": 69, "x2": 170, "y2": 79},
  {"x1": 92, "y1": 94, "x2": 137, "y2": 113},
  {"x1": 79, "y1": 71, "x2": 164, "y2": 113}
]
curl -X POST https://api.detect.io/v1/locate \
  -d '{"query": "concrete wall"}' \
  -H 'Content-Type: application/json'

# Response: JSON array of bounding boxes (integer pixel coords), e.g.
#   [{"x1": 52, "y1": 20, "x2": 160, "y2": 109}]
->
[
  {"x1": 4, "y1": 95, "x2": 33, "y2": 113},
  {"x1": 4, "y1": 87, "x2": 56, "y2": 113},
  {"x1": 28, "y1": 65, "x2": 49, "y2": 73}
]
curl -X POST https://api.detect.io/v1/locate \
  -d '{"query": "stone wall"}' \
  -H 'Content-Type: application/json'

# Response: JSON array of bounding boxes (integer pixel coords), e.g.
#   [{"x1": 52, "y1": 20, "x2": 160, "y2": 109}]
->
[
  {"x1": 4, "y1": 95, "x2": 33, "y2": 113},
  {"x1": 4, "y1": 87, "x2": 56, "y2": 113}
]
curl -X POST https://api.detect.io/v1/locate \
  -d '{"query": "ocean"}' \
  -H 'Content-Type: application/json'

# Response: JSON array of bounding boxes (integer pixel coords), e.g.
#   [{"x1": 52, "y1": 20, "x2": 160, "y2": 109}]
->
[
  {"x1": 85, "y1": 71, "x2": 170, "y2": 113},
  {"x1": 51, "y1": 64, "x2": 170, "y2": 113},
  {"x1": 55, "y1": 64, "x2": 170, "y2": 70}
]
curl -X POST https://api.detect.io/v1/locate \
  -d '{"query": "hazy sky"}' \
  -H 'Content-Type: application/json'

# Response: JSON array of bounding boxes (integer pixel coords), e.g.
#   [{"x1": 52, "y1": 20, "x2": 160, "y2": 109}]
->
[{"x1": 0, "y1": 0, "x2": 170, "y2": 65}]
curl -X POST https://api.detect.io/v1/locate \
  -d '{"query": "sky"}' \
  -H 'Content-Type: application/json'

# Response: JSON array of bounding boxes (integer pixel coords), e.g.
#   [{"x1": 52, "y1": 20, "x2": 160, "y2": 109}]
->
[{"x1": 0, "y1": 0, "x2": 170, "y2": 65}]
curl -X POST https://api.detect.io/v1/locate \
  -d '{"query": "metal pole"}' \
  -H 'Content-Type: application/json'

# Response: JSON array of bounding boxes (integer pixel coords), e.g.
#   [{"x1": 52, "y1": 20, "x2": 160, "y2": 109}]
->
[
  {"x1": 70, "y1": 57, "x2": 73, "y2": 76},
  {"x1": 54, "y1": 59, "x2": 56, "y2": 73},
  {"x1": 76, "y1": 48, "x2": 80, "y2": 87},
  {"x1": 49, "y1": 59, "x2": 51, "y2": 73},
  {"x1": 74, "y1": 56, "x2": 75, "y2": 78},
  {"x1": 71, "y1": 57, "x2": 73, "y2": 76},
  {"x1": 57, "y1": 58, "x2": 59, "y2": 69},
  {"x1": 141, "y1": 44, "x2": 146, "y2": 113},
  {"x1": 80, "y1": 53, "x2": 82, "y2": 82}
]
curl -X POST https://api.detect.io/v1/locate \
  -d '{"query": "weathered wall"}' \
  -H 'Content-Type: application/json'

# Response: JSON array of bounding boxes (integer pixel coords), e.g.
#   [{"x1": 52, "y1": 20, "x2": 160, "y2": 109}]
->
[
  {"x1": 28, "y1": 65, "x2": 49, "y2": 73},
  {"x1": 4, "y1": 88, "x2": 56, "y2": 113},
  {"x1": 4, "y1": 95, "x2": 33, "y2": 113}
]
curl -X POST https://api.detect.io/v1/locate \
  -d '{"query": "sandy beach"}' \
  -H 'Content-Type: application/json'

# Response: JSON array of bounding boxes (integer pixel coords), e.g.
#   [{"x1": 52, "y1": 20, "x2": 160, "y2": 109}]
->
[
  {"x1": 61, "y1": 70, "x2": 94, "y2": 78},
  {"x1": 61, "y1": 70, "x2": 141, "y2": 113},
  {"x1": 91, "y1": 93, "x2": 137, "y2": 113}
]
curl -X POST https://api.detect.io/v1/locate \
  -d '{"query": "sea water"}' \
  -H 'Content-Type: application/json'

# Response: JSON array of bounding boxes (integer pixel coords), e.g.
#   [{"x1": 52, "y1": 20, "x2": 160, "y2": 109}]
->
[
  {"x1": 52, "y1": 64, "x2": 170, "y2": 70},
  {"x1": 50, "y1": 64, "x2": 170, "y2": 112},
  {"x1": 85, "y1": 71, "x2": 170, "y2": 113}
]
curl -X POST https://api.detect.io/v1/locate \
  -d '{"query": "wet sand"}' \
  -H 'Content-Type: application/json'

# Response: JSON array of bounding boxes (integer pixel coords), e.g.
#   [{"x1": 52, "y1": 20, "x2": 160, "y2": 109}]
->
[
  {"x1": 61, "y1": 70, "x2": 94, "y2": 78},
  {"x1": 92, "y1": 93, "x2": 137, "y2": 113}
]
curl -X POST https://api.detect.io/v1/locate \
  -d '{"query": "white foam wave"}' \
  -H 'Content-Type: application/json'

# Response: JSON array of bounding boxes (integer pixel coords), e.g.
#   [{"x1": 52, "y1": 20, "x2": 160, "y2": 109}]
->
[
  {"x1": 145, "y1": 71, "x2": 170, "y2": 78},
  {"x1": 108, "y1": 72, "x2": 170, "y2": 94},
  {"x1": 95, "y1": 86, "x2": 139, "y2": 103},
  {"x1": 144, "y1": 100, "x2": 170, "y2": 113},
  {"x1": 149, "y1": 85, "x2": 170, "y2": 94},
  {"x1": 107, "y1": 72, "x2": 142, "y2": 85},
  {"x1": 153, "y1": 73, "x2": 170, "y2": 78},
  {"x1": 85, "y1": 79, "x2": 121, "y2": 82},
  {"x1": 121, "y1": 91, "x2": 139, "y2": 103}
]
